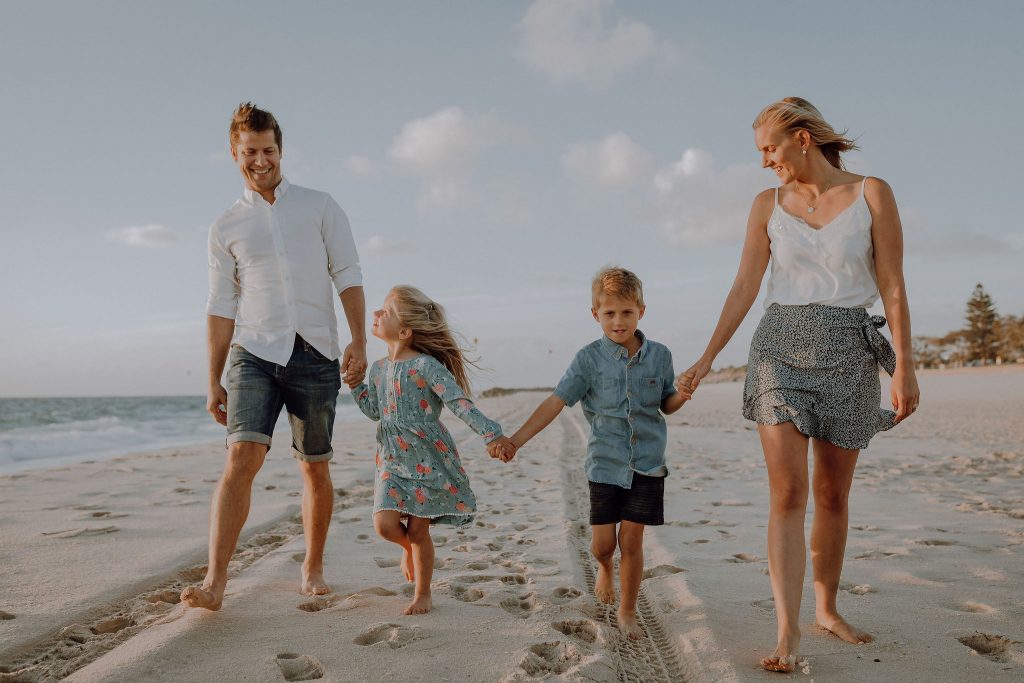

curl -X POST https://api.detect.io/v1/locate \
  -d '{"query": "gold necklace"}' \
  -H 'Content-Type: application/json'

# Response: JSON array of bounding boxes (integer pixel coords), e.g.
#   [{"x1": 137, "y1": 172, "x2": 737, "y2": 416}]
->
[{"x1": 806, "y1": 169, "x2": 834, "y2": 214}]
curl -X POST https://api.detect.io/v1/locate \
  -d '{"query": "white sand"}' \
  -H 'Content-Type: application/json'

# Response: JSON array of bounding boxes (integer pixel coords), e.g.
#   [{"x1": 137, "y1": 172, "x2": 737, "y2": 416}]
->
[{"x1": 1, "y1": 366, "x2": 1021, "y2": 681}]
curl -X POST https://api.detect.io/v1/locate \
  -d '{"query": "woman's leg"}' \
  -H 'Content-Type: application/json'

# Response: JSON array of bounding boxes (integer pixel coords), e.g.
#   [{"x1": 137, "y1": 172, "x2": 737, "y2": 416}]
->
[
  {"x1": 758, "y1": 421, "x2": 811, "y2": 672},
  {"x1": 373, "y1": 511, "x2": 414, "y2": 582},
  {"x1": 405, "y1": 516, "x2": 434, "y2": 614},
  {"x1": 811, "y1": 440, "x2": 873, "y2": 644}
]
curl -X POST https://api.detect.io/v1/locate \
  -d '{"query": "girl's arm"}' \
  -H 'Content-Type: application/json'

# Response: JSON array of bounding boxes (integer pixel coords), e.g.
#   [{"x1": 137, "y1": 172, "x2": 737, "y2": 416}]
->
[
  {"x1": 352, "y1": 362, "x2": 381, "y2": 421},
  {"x1": 866, "y1": 177, "x2": 920, "y2": 423},
  {"x1": 509, "y1": 394, "x2": 566, "y2": 448},
  {"x1": 425, "y1": 359, "x2": 502, "y2": 443},
  {"x1": 677, "y1": 189, "x2": 773, "y2": 392}
]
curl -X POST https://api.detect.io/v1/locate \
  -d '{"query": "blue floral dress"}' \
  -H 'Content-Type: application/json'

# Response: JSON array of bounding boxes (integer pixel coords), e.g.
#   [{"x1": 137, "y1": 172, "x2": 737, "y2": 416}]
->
[{"x1": 352, "y1": 354, "x2": 502, "y2": 526}]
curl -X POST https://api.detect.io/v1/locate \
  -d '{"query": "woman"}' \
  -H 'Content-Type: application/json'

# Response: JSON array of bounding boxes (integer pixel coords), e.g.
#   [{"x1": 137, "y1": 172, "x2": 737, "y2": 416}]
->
[{"x1": 678, "y1": 97, "x2": 920, "y2": 672}]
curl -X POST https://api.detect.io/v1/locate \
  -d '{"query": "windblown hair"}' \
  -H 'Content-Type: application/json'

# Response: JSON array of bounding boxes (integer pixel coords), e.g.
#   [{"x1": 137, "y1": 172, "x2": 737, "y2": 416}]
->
[
  {"x1": 592, "y1": 266, "x2": 644, "y2": 308},
  {"x1": 752, "y1": 97, "x2": 858, "y2": 170},
  {"x1": 229, "y1": 102, "x2": 283, "y2": 151},
  {"x1": 391, "y1": 285, "x2": 478, "y2": 394}
]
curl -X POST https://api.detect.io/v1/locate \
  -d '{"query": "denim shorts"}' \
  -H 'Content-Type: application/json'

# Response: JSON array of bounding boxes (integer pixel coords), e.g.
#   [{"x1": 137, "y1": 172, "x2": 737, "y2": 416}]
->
[
  {"x1": 588, "y1": 473, "x2": 665, "y2": 526},
  {"x1": 226, "y1": 337, "x2": 341, "y2": 462}
]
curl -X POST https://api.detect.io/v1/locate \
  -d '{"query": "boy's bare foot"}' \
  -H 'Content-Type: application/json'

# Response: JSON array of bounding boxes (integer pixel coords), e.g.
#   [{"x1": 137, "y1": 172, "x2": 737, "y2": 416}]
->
[
  {"x1": 401, "y1": 549, "x2": 415, "y2": 582},
  {"x1": 816, "y1": 611, "x2": 873, "y2": 644},
  {"x1": 595, "y1": 565, "x2": 616, "y2": 603},
  {"x1": 760, "y1": 630, "x2": 801, "y2": 673},
  {"x1": 300, "y1": 568, "x2": 331, "y2": 596},
  {"x1": 617, "y1": 608, "x2": 644, "y2": 640},
  {"x1": 404, "y1": 594, "x2": 432, "y2": 615},
  {"x1": 180, "y1": 583, "x2": 224, "y2": 611}
]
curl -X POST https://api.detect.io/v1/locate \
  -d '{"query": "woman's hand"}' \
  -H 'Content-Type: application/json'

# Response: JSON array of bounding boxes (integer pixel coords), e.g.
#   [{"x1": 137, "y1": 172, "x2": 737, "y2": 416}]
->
[
  {"x1": 676, "y1": 357, "x2": 713, "y2": 398},
  {"x1": 891, "y1": 367, "x2": 920, "y2": 423}
]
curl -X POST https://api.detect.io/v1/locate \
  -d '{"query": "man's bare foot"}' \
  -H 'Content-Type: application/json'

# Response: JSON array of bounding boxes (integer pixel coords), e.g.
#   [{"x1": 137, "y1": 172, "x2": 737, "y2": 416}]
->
[
  {"x1": 816, "y1": 612, "x2": 874, "y2": 644},
  {"x1": 300, "y1": 568, "x2": 331, "y2": 596},
  {"x1": 760, "y1": 630, "x2": 801, "y2": 673},
  {"x1": 180, "y1": 583, "x2": 224, "y2": 611},
  {"x1": 595, "y1": 565, "x2": 616, "y2": 604},
  {"x1": 404, "y1": 593, "x2": 432, "y2": 615},
  {"x1": 400, "y1": 549, "x2": 414, "y2": 582},
  {"x1": 617, "y1": 608, "x2": 644, "y2": 640}
]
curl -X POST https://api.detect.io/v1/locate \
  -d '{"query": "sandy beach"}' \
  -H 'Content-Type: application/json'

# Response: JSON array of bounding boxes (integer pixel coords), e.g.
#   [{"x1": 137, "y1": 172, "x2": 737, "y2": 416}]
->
[{"x1": 1, "y1": 366, "x2": 1022, "y2": 682}]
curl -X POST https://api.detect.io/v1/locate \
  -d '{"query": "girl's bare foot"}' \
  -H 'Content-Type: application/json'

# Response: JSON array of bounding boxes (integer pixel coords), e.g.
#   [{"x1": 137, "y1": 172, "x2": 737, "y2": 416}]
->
[
  {"x1": 300, "y1": 568, "x2": 331, "y2": 596},
  {"x1": 760, "y1": 629, "x2": 801, "y2": 673},
  {"x1": 595, "y1": 565, "x2": 617, "y2": 603},
  {"x1": 180, "y1": 583, "x2": 224, "y2": 611},
  {"x1": 404, "y1": 593, "x2": 432, "y2": 615},
  {"x1": 401, "y1": 549, "x2": 415, "y2": 582},
  {"x1": 816, "y1": 611, "x2": 873, "y2": 644},
  {"x1": 617, "y1": 608, "x2": 644, "y2": 640}
]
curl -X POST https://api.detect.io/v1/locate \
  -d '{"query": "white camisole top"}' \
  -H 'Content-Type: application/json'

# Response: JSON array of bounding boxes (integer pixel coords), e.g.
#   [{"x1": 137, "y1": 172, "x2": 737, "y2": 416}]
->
[{"x1": 763, "y1": 177, "x2": 879, "y2": 310}]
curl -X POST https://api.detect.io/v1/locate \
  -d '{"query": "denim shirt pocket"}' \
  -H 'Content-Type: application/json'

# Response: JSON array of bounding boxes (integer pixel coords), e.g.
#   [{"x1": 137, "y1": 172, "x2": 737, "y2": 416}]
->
[
  {"x1": 640, "y1": 377, "x2": 661, "y2": 407},
  {"x1": 595, "y1": 377, "x2": 623, "y2": 410}
]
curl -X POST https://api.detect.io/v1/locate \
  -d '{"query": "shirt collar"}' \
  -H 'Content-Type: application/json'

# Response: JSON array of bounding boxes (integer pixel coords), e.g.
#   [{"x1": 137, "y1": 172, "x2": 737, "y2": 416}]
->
[
  {"x1": 600, "y1": 329, "x2": 648, "y2": 361},
  {"x1": 243, "y1": 176, "x2": 290, "y2": 204}
]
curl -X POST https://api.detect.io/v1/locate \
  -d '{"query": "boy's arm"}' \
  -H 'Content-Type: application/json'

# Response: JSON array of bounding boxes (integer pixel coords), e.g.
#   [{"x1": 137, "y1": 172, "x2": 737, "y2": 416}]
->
[
  {"x1": 509, "y1": 394, "x2": 566, "y2": 448},
  {"x1": 661, "y1": 391, "x2": 688, "y2": 415}
]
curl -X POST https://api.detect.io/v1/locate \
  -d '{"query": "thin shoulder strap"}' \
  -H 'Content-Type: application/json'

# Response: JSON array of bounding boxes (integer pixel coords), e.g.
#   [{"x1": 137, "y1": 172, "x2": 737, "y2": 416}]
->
[
  {"x1": 861, "y1": 176, "x2": 869, "y2": 197},
  {"x1": 774, "y1": 187, "x2": 780, "y2": 206}
]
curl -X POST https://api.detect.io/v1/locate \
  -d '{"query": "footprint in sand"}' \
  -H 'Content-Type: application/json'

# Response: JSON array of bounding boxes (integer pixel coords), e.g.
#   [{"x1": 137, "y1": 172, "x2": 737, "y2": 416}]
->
[
  {"x1": 500, "y1": 592, "x2": 538, "y2": 618},
  {"x1": 953, "y1": 601, "x2": 998, "y2": 614},
  {"x1": 517, "y1": 642, "x2": 583, "y2": 676},
  {"x1": 501, "y1": 574, "x2": 529, "y2": 586},
  {"x1": 145, "y1": 590, "x2": 181, "y2": 604},
  {"x1": 642, "y1": 564, "x2": 685, "y2": 580},
  {"x1": 727, "y1": 553, "x2": 760, "y2": 563},
  {"x1": 374, "y1": 557, "x2": 400, "y2": 568},
  {"x1": 551, "y1": 620, "x2": 598, "y2": 644},
  {"x1": 275, "y1": 653, "x2": 324, "y2": 681},
  {"x1": 839, "y1": 583, "x2": 875, "y2": 596},
  {"x1": 41, "y1": 526, "x2": 119, "y2": 539},
  {"x1": 355, "y1": 534, "x2": 373, "y2": 544},
  {"x1": 353, "y1": 623, "x2": 422, "y2": 649},
  {"x1": 957, "y1": 632, "x2": 1022, "y2": 664},
  {"x1": 450, "y1": 585, "x2": 486, "y2": 603},
  {"x1": 464, "y1": 561, "x2": 490, "y2": 570},
  {"x1": 91, "y1": 616, "x2": 133, "y2": 634},
  {"x1": 0, "y1": 610, "x2": 15, "y2": 620},
  {"x1": 173, "y1": 487, "x2": 193, "y2": 494},
  {"x1": 751, "y1": 598, "x2": 775, "y2": 613},
  {"x1": 550, "y1": 587, "x2": 582, "y2": 605},
  {"x1": 914, "y1": 538, "x2": 958, "y2": 547},
  {"x1": 73, "y1": 511, "x2": 127, "y2": 521},
  {"x1": 292, "y1": 553, "x2": 306, "y2": 563}
]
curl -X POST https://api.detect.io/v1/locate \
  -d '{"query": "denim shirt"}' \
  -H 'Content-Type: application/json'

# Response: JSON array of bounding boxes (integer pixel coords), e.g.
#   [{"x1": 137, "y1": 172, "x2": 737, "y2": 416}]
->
[{"x1": 554, "y1": 331, "x2": 677, "y2": 488}]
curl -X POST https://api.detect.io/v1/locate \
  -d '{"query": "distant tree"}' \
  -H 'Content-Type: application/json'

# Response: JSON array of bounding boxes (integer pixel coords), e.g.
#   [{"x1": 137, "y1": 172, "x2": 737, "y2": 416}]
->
[
  {"x1": 937, "y1": 329, "x2": 969, "y2": 367},
  {"x1": 995, "y1": 314, "x2": 1024, "y2": 363},
  {"x1": 912, "y1": 336, "x2": 943, "y2": 369},
  {"x1": 964, "y1": 283, "x2": 999, "y2": 364}
]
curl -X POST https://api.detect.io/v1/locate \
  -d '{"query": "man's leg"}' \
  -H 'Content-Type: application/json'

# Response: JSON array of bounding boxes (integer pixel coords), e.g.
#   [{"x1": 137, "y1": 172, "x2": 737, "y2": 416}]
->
[
  {"x1": 181, "y1": 441, "x2": 267, "y2": 610},
  {"x1": 298, "y1": 459, "x2": 333, "y2": 595}
]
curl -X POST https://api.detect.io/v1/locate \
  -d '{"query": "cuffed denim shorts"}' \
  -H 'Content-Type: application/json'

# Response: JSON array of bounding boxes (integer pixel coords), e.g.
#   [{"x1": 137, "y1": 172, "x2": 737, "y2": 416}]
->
[
  {"x1": 588, "y1": 473, "x2": 665, "y2": 526},
  {"x1": 226, "y1": 337, "x2": 341, "y2": 462}
]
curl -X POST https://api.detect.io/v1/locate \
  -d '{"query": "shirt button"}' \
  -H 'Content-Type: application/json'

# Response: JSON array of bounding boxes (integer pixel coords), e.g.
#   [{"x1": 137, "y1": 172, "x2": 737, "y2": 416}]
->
[{"x1": 631, "y1": 436, "x2": 638, "y2": 444}]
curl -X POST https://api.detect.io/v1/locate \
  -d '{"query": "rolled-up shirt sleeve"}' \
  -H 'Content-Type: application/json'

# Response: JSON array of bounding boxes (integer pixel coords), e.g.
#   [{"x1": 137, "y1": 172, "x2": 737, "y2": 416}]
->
[
  {"x1": 206, "y1": 222, "x2": 239, "y2": 318},
  {"x1": 322, "y1": 196, "x2": 363, "y2": 294}
]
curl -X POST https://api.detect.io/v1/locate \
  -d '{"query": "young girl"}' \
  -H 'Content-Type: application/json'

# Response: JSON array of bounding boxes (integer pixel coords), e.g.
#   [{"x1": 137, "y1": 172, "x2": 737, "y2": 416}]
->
[{"x1": 348, "y1": 285, "x2": 515, "y2": 615}]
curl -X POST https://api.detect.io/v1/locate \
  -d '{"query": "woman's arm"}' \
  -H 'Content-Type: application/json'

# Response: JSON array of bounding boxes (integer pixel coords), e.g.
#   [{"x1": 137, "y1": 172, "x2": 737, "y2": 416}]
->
[{"x1": 866, "y1": 177, "x2": 920, "y2": 423}]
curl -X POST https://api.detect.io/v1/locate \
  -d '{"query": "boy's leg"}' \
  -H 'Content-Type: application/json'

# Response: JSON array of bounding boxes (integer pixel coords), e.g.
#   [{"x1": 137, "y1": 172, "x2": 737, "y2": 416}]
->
[
  {"x1": 617, "y1": 521, "x2": 646, "y2": 639},
  {"x1": 405, "y1": 516, "x2": 434, "y2": 615},
  {"x1": 590, "y1": 524, "x2": 618, "y2": 603}
]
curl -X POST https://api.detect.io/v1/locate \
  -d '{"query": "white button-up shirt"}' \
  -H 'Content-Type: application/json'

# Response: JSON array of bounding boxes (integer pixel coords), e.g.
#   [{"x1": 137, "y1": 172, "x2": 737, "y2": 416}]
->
[{"x1": 206, "y1": 178, "x2": 362, "y2": 366}]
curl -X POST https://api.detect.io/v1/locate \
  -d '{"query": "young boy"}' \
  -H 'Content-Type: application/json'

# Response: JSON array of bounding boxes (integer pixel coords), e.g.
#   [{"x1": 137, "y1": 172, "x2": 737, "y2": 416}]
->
[{"x1": 506, "y1": 267, "x2": 689, "y2": 640}]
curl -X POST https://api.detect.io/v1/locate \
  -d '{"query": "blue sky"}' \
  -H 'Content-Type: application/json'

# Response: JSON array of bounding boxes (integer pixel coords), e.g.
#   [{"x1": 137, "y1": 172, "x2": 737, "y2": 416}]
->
[{"x1": 2, "y1": 1, "x2": 1022, "y2": 397}]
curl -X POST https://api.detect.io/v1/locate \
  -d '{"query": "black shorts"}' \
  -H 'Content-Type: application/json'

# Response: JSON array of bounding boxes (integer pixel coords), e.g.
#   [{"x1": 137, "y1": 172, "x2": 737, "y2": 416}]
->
[{"x1": 588, "y1": 473, "x2": 665, "y2": 526}]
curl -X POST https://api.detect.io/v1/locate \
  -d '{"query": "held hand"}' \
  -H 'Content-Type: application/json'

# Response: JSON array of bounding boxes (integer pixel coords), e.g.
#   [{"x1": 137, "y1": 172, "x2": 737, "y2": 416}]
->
[
  {"x1": 891, "y1": 368, "x2": 921, "y2": 423},
  {"x1": 341, "y1": 341, "x2": 368, "y2": 386},
  {"x1": 207, "y1": 384, "x2": 228, "y2": 426},
  {"x1": 487, "y1": 436, "x2": 518, "y2": 463},
  {"x1": 676, "y1": 358, "x2": 712, "y2": 398},
  {"x1": 343, "y1": 360, "x2": 364, "y2": 389}
]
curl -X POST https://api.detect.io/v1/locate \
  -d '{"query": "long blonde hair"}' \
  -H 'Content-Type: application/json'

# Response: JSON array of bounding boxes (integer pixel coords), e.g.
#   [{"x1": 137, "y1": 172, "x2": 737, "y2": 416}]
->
[
  {"x1": 391, "y1": 285, "x2": 478, "y2": 394},
  {"x1": 752, "y1": 97, "x2": 859, "y2": 170}
]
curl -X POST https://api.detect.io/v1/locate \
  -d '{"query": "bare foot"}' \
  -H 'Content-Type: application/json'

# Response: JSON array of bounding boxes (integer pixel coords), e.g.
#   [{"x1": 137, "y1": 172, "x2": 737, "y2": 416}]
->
[
  {"x1": 595, "y1": 564, "x2": 616, "y2": 604},
  {"x1": 760, "y1": 630, "x2": 801, "y2": 673},
  {"x1": 180, "y1": 583, "x2": 224, "y2": 611},
  {"x1": 400, "y1": 549, "x2": 414, "y2": 582},
  {"x1": 816, "y1": 612, "x2": 874, "y2": 644},
  {"x1": 617, "y1": 608, "x2": 644, "y2": 640},
  {"x1": 300, "y1": 568, "x2": 331, "y2": 596},
  {"x1": 404, "y1": 593, "x2": 432, "y2": 615}
]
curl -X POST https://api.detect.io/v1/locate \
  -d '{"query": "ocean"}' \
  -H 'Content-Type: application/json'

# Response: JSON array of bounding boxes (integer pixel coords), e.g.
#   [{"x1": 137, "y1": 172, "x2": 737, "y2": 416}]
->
[{"x1": 0, "y1": 395, "x2": 362, "y2": 475}]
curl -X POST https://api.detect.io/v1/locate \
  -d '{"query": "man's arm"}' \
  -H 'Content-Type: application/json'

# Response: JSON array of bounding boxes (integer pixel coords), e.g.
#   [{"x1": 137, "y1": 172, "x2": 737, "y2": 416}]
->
[
  {"x1": 207, "y1": 315, "x2": 235, "y2": 425},
  {"x1": 339, "y1": 285, "x2": 367, "y2": 385},
  {"x1": 509, "y1": 394, "x2": 566, "y2": 449}
]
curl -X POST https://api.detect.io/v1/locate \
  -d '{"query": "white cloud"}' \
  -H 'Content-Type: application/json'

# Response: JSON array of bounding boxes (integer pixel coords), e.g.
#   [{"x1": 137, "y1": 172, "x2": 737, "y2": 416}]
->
[
  {"x1": 563, "y1": 133, "x2": 653, "y2": 187},
  {"x1": 516, "y1": 0, "x2": 679, "y2": 89},
  {"x1": 652, "y1": 149, "x2": 767, "y2": 246},
  {"x1": 388, "y1": 106, "x2": 506, "y2": 210},
  {"x1": 344, "y1": 155, "x2": 382, "y2": 180},
  {"x1": 364, "y1": 235, "x2": 415, "y2": 255},
  {"x1": 106, "y1": 224, "x2": 176, "y2": 247}
]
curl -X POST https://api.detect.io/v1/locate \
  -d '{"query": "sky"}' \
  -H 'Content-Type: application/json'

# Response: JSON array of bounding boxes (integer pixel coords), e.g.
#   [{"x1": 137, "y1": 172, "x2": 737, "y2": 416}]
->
[{"x1": 2, "y1": 1, "x2": 1022, "y2": 397}]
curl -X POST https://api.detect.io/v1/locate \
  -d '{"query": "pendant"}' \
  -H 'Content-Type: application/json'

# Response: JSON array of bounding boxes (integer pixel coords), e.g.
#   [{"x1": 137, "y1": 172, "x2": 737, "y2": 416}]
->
[{"x1": 807, "y1": 206, "x2": 815, "y2": 214}]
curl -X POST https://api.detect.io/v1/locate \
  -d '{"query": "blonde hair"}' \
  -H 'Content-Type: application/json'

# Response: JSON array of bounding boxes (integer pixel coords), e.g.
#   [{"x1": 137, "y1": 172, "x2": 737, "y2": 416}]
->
[
  {"x1": 390, "y1": 285, "x2": 478, "y2": 394},
  {"x1": 230, "y1": 102, "x2": 283, "y2": 151},
  {"x1": 592, "y1": 266, "x2": 644, "y2": 308},
  {"x1": 752, "y1": 97, "x2": 859, "y2": 170}
]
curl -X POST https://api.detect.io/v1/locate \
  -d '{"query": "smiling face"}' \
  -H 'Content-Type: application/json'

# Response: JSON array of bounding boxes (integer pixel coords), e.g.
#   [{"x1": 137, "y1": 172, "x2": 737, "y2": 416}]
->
[
  {"x1": 755, "y1": 125, "x2": 807, "y2": 183},
  {"x1": 371, "y1": 291, "x2": 409, "y2": 343},
  {"x1": 232, "y1": 129, "x2": 282, "y2": 197},
  {"x1": 592, "y1": 294, "x2": 645, "y2": 347}
]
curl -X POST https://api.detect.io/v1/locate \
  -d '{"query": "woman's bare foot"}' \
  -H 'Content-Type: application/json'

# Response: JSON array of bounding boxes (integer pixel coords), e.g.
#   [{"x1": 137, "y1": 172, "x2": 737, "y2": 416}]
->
[
  {"x1": 180, "y1": 583, "x2": 224, "y2": 611},
  {"x1": 816, "y1": 611, "x2": 873, "y2": 644},
  {"x1": 595, "y1": 564, "x2": 617, "y2": 604},
  {"x1": 617, "y1": 608, "x2": 644, "y2": 640},
  {"x1": 400, "y1": 549, "x2": 415, "y2": 582},
  {"x1": 760, "y1": 630, "x2": 801, "y2": 673},
  {"x1": 300, "y1": 568, "x2": 331, "y2": 596},
  {"x1": 404, "y1": 593, "x2": 432, "y2": 615}
]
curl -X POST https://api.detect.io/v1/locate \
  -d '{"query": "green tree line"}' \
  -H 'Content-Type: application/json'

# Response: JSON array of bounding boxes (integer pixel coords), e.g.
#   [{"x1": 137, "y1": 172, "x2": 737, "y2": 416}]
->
[{"x1": 913, "y1": 283, "x2": 1024, "y2": 368}]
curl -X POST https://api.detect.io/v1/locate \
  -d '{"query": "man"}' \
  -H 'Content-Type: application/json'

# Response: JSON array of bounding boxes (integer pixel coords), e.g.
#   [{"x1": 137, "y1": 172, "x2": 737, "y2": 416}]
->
[{"x1": 181, "y1": 103, "x2": 366, "y2": 610}]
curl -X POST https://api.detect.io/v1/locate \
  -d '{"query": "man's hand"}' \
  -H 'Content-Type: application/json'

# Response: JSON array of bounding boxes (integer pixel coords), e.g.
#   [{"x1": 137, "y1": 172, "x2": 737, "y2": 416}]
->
[
  {"x1": 207, "y1": 384, "x2": 228, "y2": 425},
  {"x1": 341, "y1": 341, "x2": 367, "y2": 386}
]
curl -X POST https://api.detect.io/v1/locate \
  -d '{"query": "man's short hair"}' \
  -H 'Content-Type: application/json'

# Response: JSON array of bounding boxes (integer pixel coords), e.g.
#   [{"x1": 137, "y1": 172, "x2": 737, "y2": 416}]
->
[
  {"x1": 229, "y1": 102, "x2": 283, "y2": 151},
  {"x1": 592, "y1": 266, "x2": 644, "y2": 308}
]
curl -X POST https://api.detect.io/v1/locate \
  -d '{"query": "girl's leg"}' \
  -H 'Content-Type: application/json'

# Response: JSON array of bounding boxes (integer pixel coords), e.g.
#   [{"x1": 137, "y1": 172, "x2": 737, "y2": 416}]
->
[
  {"x1": 373, "y1": 511, "x2": 414, "y2": 582},
  {"x1": 758, "y1": 422, "x2": 811, "y2": 673},
  {"x1": 590, "y1": 524, "x2": 618, "y2": 603},
  {"x1": 616, "y1": 521, "x2": 646, "y2": 640},
  {"x1": 811, "y1": 440, "x2": 873, "y2": 644},
  {"x1": 404, "y1": 516, "x2": 434, "y2": 615}
]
